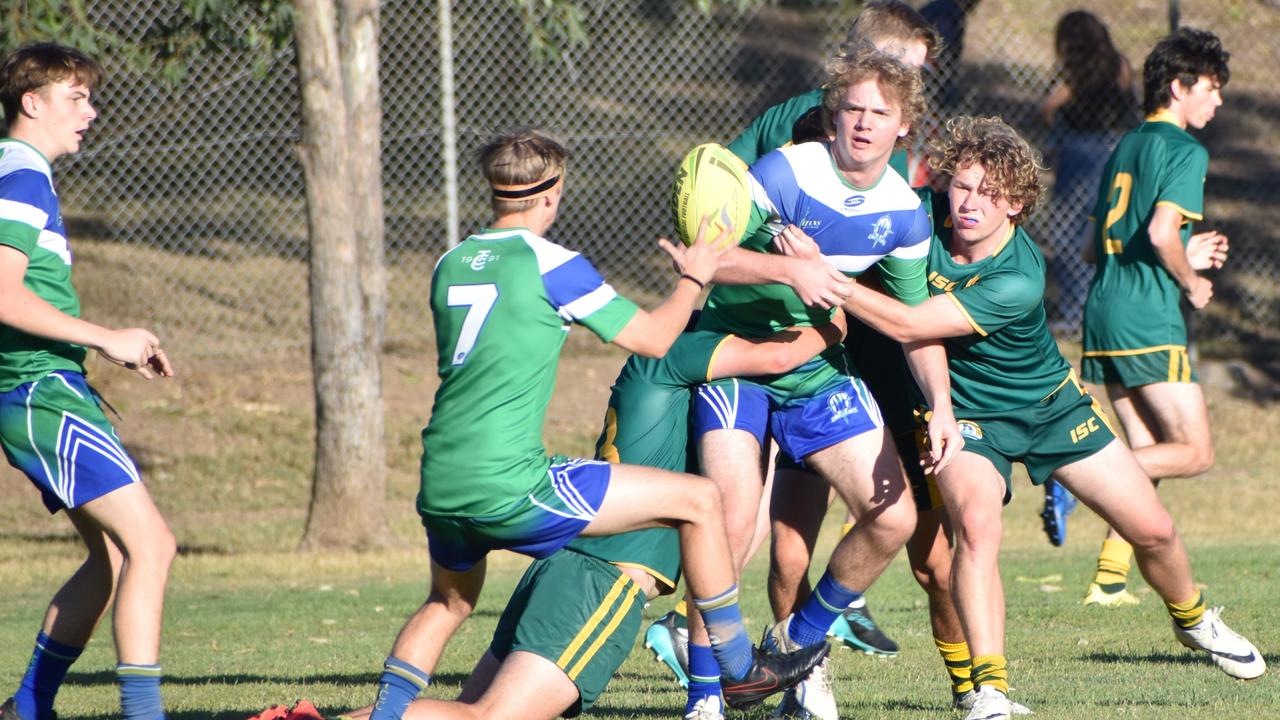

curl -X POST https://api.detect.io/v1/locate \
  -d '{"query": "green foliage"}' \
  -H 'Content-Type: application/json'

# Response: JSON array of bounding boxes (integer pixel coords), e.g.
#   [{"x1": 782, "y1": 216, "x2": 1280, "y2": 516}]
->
[
  {"x1": 144, "y1": 0, "x2": 294, "y2": 83},
  {"x1": 0, "y1": 0, "x2": 146, "y2": 67}
]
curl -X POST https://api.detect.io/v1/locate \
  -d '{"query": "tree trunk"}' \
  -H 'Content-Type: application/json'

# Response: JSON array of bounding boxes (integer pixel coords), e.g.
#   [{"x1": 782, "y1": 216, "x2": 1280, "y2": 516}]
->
[{"x1": 293, "y1": 0, "x2": 392, "y2": 550}]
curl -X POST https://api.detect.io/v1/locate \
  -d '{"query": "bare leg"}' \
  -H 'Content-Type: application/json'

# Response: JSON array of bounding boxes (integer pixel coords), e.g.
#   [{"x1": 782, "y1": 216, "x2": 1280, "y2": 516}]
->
[
  {"x1": 803, "y1": 428, "x2": 916, "y2": 591},
  {"x1": 767, "y1": 466, "x2": 828, "y2": 618},
  {"x1": 386, "y1": 559, "x2": 486, "y2": 675},
  {"x1": 906, "y1": 507, "x2": 963, "y2": 642},
  {"x1": 933, "y1": 452, "x2": 1005, "y2": 658},
  {"x1": 73, "y1": 483, "x2": 176, "y2": 665},
  {"x1": 1056, "y1": 439, "x2": 1195, "y2": 603},
  {"x1": 41, "y1": 509, "x2": 123, "y2": 647}
]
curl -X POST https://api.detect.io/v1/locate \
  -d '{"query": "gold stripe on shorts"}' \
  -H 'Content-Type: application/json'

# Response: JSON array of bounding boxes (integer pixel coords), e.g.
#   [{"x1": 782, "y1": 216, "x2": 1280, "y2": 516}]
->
[{"x1": 557, "y1": 573, "x2": 636, "y2": 678}]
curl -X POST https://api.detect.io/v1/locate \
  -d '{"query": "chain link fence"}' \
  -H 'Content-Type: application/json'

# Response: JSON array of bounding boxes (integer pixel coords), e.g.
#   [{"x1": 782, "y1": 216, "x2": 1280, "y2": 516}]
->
[{"x1": 57, "y1": 0, "x2": 1279, "y2": 358}]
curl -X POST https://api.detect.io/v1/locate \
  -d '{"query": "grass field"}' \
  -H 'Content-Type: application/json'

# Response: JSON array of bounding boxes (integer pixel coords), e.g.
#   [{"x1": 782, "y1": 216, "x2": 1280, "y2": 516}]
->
[{"x1": 0, "y1": 331, "x2": 1277, "y2": 718}]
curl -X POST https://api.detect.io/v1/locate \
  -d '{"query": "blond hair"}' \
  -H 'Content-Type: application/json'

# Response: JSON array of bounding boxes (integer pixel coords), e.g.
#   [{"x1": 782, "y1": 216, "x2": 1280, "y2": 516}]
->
[
  {"x1": 475, "y1": 128, "x2": 568, "y2": 215},
  {"x1": 928, "y1": 116, "x2": 1045, "y2": 223},
  {"x1": 822, "y1": 49, "x2": 926, "y2": 149},
  {"x1": 844, "y1": 0, "x2": 941, "y2": 62}
]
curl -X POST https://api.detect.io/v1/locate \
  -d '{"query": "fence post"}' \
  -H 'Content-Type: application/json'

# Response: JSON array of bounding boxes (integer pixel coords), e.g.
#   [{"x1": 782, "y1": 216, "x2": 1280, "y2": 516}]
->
[
  {"x1": 439, "y1": 0, "x2": 461, "y2": 249},
  {"x1": 1169, "y1": 0, "x2": 1180, "y2": 30}
]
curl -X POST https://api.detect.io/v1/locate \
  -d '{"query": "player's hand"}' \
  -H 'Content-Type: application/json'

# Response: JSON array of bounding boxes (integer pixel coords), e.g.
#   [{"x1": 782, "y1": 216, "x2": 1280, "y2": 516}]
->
[
  {"x1": 922, "y1": 406, "x2": 964, "y2": 475},
  {"x1": 97, "y1": 328, "x2": 175, "y2": 379},
  {"x1": 773, "y1": 224, "x2": 821, "y2": 260},
  {"x1": 1185, "y1": 276, "x2": 1213, "y2": 310},
  {"x1": 658, "y1": 214, "x2": 732, "y2": 287},
  {"x1": 1186, "y1": 230, "x2": 1228, "y2": 270}
]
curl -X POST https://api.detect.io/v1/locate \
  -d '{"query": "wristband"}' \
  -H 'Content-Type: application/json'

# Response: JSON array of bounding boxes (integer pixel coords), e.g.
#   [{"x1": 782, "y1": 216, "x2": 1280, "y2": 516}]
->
[{"x1": 679, "y1": 274, "x2": 705, "y2": 290}]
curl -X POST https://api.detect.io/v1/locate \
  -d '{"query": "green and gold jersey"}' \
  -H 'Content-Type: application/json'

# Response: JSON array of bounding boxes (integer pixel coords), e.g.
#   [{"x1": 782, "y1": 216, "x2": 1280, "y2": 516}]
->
[
  {"x1": 921, "y1": 189, "x2": 1072, "y2": 410},
  {"x1": 570, "y1": 330, "x2": 732, "y2": 592},
  {"x1": 726, "y1": 88, "x2": 910, "y2": 177},
  {"x1": 1083, "y1": 112, "x2": 1208, "y2": 354},
  {"x1": 0, "y1": 140, "x2": 87, "y2": 391},
  {"x1": 419, "y1": 228, "x2": 638, "y2": 517}
]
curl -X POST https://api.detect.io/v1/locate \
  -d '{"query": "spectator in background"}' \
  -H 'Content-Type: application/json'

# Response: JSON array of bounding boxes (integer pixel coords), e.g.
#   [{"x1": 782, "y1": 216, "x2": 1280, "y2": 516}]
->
[
  {"x1": 1038, "y1": 10, "x2": 1138, "y2": 334},
  {"x1": 920, "y1": 0, "x2": 981, "y2": 110}
]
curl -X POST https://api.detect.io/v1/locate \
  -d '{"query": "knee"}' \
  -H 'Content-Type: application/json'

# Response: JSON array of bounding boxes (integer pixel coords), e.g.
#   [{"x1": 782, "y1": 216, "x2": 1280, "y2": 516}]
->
[
  {"x1": 1187, "y1": 442, "x2": 1215, "y2": 476},
  {"x1": 907, "y1": 543, "x2": 950, "y2": 596},
  {"x1": 1126, "y1": 513, "x2": 1178, "y2": 555},
  {"x1": 769, "y1": 532, "x2": 813, "y2": 584},
  {"x1": 684, "y1": 477, "x2": 722, "y2": 518},
  {"x1": 952, "y1": 509, "x2": 1000, "y2": 555},
  {"x1": 876, "y1": 500, "x2": 917, "y2": 549},
  {"x1": 118, "y1": 523, "x2": 177, "y2": 576}
]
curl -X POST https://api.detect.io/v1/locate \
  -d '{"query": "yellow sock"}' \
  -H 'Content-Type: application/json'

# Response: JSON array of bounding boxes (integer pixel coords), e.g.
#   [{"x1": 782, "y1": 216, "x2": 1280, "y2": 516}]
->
[
  {"x1": 674, "y1": 599, "x2": 687, "y2": 618},
  {"x1": 841, "y1": 521, "x2": 854, "y2": 537},
  {"x1": 934, "y1": 637, "x2": 973, "y2": 698},
  {"x1": 1166, "y1": 590, "x2": 1207, "y2": 630},
  {"x1": 1093, "y1": 538, "x2": 1133, "y2": 591},
  {"x1": 971, "y1": 654, "x2": 1009, "y2": 695}
]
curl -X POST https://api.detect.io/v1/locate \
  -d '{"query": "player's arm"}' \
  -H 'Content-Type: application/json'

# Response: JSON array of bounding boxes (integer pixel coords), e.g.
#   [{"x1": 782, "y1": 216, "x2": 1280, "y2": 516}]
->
[
  {"x1": 709, "y1": 312, "x2": 846, "y2": 379},
  {"x1": 711, "y1": 245, "x2": 852, "y2": 309},
  {"x1": 0, "y1": 245, "x2": 172, "y2": 378},
  {"x1": 726, "y1": 90, "x2": 823, "y2": 165},
  {"x1": 612, "y1": 220, "x2": 731, "y2": 358},
  {"x1": 903, "y1": 339, "x2": 961, "y2": 472},
  {"x1": 1148, "y1": 203, "x2": 1212, "y2": 309}
]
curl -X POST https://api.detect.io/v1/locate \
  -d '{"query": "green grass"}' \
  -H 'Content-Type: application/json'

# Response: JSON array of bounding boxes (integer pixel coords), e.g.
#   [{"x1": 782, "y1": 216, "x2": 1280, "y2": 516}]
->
[{"x1": 0, "y1": 474, "x2": 1276, "y2": 719}]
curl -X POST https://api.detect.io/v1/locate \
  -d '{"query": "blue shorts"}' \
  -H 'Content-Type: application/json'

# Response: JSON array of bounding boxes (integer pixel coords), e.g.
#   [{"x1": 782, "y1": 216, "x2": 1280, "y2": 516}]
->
[
  {"x1": 0, "y1": 371, "x2": 142, "y2": 513},
  {"x1": 693, "y1": 375, "x2": 883, "y2": 462},
  {"x1": 692, "y1": 378, "x2": 770, "y2": 449},
  {"x1": 422, "y1": 457, "x2": 612, "y2": 572}
]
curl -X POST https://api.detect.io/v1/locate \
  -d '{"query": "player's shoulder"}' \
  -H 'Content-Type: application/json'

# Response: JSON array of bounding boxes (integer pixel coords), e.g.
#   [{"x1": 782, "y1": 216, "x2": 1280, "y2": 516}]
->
[
  {"x1": 0, "y1": 141, "x2": 55, "y2": 197},
  {"x1": 861, "y1": 165, "x2": 924, "y2": 215},
  {"x1": 758, "y1": 141, "x2": 827, "y2": 175},
  {"x1": 995, "y1": 225, "x2": 1047, "y2": 278}
]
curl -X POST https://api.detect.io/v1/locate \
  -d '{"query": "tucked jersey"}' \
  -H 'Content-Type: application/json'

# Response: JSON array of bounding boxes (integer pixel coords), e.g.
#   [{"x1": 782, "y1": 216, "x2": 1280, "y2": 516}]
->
[
  {"x1": 419, "y1": 228, "x2": 639, "y2": 517},
  {"x1": 0, "y1": 140, "x2": 86, "y2": 391},
  {"x1": 574, "y1": 330, "x2": 732, "y2": 591},
  {"x1": 727, "y1": 88, "x2": 910, "y2": 178},
  {"x1": 920, "y1": 189, "x2": 1072, "y2": 410},
  {"x1": 1083, "y1": 113, "x2": 1208, "y2": 353},
  {"x1": 699, "y1": 142, "x2": 931, "y2": 341}
]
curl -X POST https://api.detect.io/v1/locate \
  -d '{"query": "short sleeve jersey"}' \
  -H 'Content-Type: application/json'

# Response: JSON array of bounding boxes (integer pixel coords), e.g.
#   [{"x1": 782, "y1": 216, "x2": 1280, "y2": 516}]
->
[
  {"x1": 1083, "y1": 113, "x2": 1208, "y2": 351},
  {"x1": 572, "y1": 330, "x2": 732, "y2": 591},
  {"x1": 920, "y1": 189, "x2": 1072, "y2": 410},
  {"x1": 699, "y1": 142, "x2": 931, "y2": 339},
  {"x1": 726, "y1": 89, "x2": 910, "y2": 178},
  {"x1": 0, "y1": 140, "x2": 86, "y2": 391},
  {"x1": 419, "y1": 227, "x2": 639, "y2": 517}
]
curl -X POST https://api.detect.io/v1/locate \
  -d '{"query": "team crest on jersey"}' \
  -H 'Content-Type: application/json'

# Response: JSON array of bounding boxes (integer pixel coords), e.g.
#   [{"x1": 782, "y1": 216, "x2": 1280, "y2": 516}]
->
[
  {"x1": 827, "y1": 391, "x2": 859, "y2": 423},
  {"x1": 465, "y1": 249, "x2": 498, "y2": 271},
  {"x1": 957, "y1": 420, "x2": 984, "y2": 441},
  {"x1": 869, "y1": 215, "x2": 893, "y2": 247}
]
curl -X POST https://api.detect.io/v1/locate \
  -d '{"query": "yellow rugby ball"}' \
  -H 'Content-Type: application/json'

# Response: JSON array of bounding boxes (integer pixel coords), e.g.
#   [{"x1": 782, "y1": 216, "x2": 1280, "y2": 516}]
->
[{"x1": 670, "y1": 143, "x2": 752, "y2": 249}]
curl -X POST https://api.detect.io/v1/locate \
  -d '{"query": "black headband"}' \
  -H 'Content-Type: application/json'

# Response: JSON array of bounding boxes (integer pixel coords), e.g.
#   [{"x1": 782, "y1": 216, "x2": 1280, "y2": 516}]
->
[{"x1": 491, "y1": 174, "x2": 561, "y2": 200}]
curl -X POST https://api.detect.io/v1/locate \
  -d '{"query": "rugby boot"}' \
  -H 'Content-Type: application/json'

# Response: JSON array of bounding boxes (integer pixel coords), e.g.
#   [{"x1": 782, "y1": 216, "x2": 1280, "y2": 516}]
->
[
  {"x1": 1173, "y1": 606, "x2": 1267, "y2": 680},
  {"x1": 828, "y1": 601, "x2": 899, "y2": 656},
  {"x1": 962, "y1": 686, "x2": 1011, "y2": 720},
  {"x1": 643, "y1": 610, "x2": 690, "y2": 687},
  {"x1": 770, "y1": 655, "x2": 837, "y2": 720},
  {"x1": 0, "y1": 698, "x2": 36, "y2": 720},
  {"x1": 955, "y1": 689, "x2": 1034, "y2": 715},
  {"x1": 683, "y1": 694, "x2": 726, "y2": 720},
  {"x1": 1082, "y1": 582, "x2": 1142, "y2": 607},
  {"x1": 1040, "y1": 480, "x2": 1078, "y2": 547},
  {"x1": 721, "y1": 643, "x2": 829, "y2": 711}
]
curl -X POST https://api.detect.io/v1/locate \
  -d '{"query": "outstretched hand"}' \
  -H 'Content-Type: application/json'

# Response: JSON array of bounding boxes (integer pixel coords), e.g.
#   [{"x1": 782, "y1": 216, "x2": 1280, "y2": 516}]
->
[
  {"x1": 98, "y1": 328, "x2": 174, "y2": 379},
  {"x1": 657, "y1": 213, "x2": 734, "y2": 286}
]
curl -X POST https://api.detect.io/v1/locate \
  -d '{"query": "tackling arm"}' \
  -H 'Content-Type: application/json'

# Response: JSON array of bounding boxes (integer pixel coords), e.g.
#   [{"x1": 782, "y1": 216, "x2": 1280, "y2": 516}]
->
[{"x1": 709, "y1": 312, "x2": 846, "y2": 379}]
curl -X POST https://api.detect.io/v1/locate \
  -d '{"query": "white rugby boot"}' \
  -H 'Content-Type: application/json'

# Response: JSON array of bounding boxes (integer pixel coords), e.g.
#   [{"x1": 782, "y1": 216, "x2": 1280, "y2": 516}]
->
[
  {"x1": 962, "y1": 685, "x2": 1011, "y2": 720},
  {"x1": 1173, "y1": 606, "x2": 1266, "y2": 680}
]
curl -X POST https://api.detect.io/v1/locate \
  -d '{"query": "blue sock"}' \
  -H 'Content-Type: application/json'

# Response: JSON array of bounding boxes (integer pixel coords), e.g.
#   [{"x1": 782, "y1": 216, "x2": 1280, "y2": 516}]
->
[
  {"x1": 791, "y1": 572, "x2": 861, "y2": 647},
  {"x1": 369, "y1": 657, "x2": 431, "y2": 720},
  {"x1": 117, "y1": 664, "x2": 164, "y2": 720},
  {"x1": 693, "y1": 585, "x2": 753, "y2": 682},
  {"x1": 14, "y1": 632, "x2": 82, "y2": 720},
  {"x1": 684, "y1": 642, "x2": 722, "y2": 714}
]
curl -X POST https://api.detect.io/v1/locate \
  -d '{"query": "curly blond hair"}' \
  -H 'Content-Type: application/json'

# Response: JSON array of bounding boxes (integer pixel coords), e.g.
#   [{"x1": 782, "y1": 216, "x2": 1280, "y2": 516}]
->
[
  {"x1": 822, "y1": 48, "x2": 925, "y2": 150},
  {"x1": 928, "y1": 116, "x2": 1045, "y2": 223}
]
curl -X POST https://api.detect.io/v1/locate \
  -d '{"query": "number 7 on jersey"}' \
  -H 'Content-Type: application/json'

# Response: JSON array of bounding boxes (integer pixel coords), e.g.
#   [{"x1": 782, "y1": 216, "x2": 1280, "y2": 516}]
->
[{"x1": 447, "y1": 283, "x2": 498, "y2": 365}]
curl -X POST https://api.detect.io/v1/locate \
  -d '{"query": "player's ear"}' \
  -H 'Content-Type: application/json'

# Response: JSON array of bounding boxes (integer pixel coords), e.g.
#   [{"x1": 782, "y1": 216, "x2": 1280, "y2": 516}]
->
[
  {"x1": 897, "y1": 122, "x2": 910, "y2": 139},
  {"x1": 19, "y1": 90, "x2": 42, "y2": 118},
  {"x1": 1007, "y1": 201, "x2": 1025, "y2": 219}
]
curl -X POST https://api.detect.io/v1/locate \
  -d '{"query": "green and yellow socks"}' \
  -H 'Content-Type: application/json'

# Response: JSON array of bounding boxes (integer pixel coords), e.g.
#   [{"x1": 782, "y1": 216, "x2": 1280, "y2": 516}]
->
[
  {"x1": 934, "y1": 637, "x2": 974, "y2": 701},
  {"x1": 1093, "y1": 538, "x2": 1134, "y2": 594},
  {"x1": 970, "y1": 654, "x2": 1009, "y2": 696},
  {"x1": 1166, "y1": 590, "x2": 1207, "y2": 630}
]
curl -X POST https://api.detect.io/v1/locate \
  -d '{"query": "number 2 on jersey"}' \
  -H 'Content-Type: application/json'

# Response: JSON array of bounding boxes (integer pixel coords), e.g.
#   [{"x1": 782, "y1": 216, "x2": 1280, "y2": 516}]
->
[
  {"x1": 1102, "y1": 172, "x2": 1132, "y2": 255},
  {"x1": 447, "y1": 283, "x2": 498, "y2": 365}
]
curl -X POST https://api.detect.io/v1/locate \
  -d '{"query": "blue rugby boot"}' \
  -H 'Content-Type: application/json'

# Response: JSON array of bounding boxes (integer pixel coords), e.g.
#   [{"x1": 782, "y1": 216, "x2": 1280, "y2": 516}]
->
[{"x1": 1041, "y1": 479, "x2": 1078, "y2": 547}]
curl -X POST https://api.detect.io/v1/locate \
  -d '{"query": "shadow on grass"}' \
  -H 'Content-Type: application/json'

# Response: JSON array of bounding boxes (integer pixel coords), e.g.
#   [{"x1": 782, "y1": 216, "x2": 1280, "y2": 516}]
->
[{"x1": 65, "y1": 670, "x2": 470, "y2": 688}]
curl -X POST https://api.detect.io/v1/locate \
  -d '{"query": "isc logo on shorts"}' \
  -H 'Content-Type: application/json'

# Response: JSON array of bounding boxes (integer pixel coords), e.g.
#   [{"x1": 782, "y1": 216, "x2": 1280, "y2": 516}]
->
[
  {"x1": 827, "y1": 392, "x2": 858, "y2": 423},
  {"x1": 1069, "y1": 416, "x2": 1101, "y2": 444}
]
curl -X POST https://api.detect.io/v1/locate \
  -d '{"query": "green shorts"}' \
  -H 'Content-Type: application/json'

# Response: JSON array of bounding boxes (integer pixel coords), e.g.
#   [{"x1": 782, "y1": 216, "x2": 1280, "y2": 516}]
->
[
  {"x1": 954, "y1": 373, "x2": 1116, "y2": 500},
  {"x1": 1080, "y1": 345, "x2": 1197, "y2": 388},
  {"x1": 490, "y1": 550, "x2": 645, "y2": 716}
]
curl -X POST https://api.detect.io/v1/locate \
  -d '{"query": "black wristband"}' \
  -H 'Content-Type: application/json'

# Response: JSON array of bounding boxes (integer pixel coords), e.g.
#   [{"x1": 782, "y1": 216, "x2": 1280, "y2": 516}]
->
[{"x1": 679, "y1": 274, "x2": 706, "y2": 290}]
